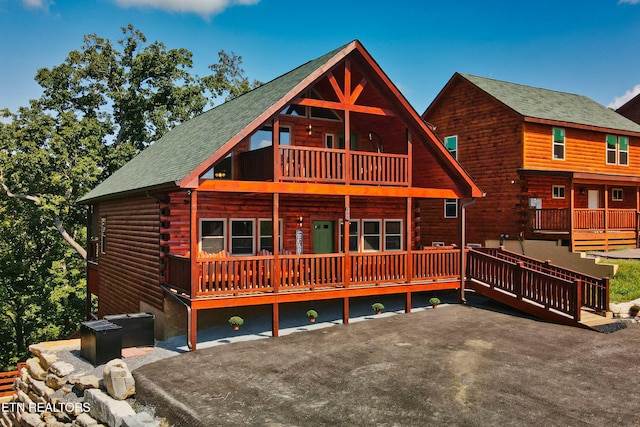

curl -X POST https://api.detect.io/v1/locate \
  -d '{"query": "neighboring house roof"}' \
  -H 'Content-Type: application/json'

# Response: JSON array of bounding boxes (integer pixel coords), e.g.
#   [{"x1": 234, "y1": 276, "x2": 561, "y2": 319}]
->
[
  {"x1": 616, "y1": 92, "x2": 640, "y2": 125},
  {"x1": 79, "y1": 43, "x2": 349, "y2": 203},
  {"x1": 80, "y1": 41, "x2": 482, "y2": 203},
  {"x1": 439, "y1": 73, "x2": 640, "y2": 134}
]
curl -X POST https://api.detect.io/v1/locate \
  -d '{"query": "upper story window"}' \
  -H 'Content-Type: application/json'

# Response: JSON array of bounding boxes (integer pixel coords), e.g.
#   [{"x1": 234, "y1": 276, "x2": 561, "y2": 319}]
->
[
  {"x1": 250, "y1": 126, "x2": 290, "y2": 151},
  {"x1": 201, "y1": 219, "x2": 226, "y2": 254},
  {"x1": 444, "y1": 199, "x2": 458, "y2": 218},
  {"x1": 552, "y1": 128, "x2": 565, "y2": 160},
  {"x1": 230, "y1": 220, "x2": 255, "y2": 255},
  {"x1": 444, "y1": 135, "x2": 458, "y2": 159},
  {"x1": 384, "y1": 220, "x2": 403, "y2": 251},
  {"x1": 552, "y1": 185, "x2": 565, "y2": 199},
  {"x1": 100, "y1": 217, "x2": 107, "y2": 254},
  {"x1": 606, "y1": 135, "x2": 629, "y2": 166}
]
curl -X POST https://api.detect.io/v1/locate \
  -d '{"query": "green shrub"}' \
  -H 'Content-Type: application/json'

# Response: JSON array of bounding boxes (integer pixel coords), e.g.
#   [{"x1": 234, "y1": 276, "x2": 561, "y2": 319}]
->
[
  {"x1": 228, "y1": 316, "x2": 244, "y2": 326},
  {"x1": 371, "y1": 302, "x2": 385, "y2": 312},
  {"x1": 306, "y1": 309, "x2": 318, "y2": 319},
  {"x1": 428, "y1": 297, "x2": 441, "y2": 306}
]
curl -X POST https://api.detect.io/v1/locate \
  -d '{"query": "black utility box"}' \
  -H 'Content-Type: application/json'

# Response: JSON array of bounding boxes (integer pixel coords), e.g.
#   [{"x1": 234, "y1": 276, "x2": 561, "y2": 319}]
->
[
  {"x1": 103, "y1": 312, "x2": 155, "y2": 348},
  {"x1": 80, "y1": 320, "x2": 122, "y2": 366}
]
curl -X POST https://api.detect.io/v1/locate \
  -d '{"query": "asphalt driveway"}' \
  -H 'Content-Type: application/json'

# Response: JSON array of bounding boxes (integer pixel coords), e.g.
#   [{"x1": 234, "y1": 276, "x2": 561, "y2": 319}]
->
[{"x1": 133, "y1": 293, "x2": 640, "y2": 426}]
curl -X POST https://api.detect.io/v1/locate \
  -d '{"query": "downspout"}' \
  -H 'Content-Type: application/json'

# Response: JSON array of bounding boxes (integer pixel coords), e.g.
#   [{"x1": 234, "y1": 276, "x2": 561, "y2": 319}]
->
[
  {"x1": 459, "y1": 198, "x2": 477, "y2": 304},
  {"x1": 160, "y1": 285, "x2": 193, "y2": 351}
]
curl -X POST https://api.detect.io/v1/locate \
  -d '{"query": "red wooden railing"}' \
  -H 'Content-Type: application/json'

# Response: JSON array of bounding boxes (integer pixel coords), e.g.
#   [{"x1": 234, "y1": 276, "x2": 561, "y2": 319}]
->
[
  {"x1": 0, "y1": 362, "x2": 25, "y2": 397},
  {"x1": 278, "y1": 146, "x2": 409, "y2": 186},
  {"x1": 165, "y1": 249, "x2": 461, "y2": 298},
  {"x1": 467, "y1": 249, "x2": 581, "y2": 320},
  {"x1": 472, "y1": 247, "x2": 608, "y2": 313},
  {"x1": 528, "y1": 208, "x2": 637, "y2": 232},
  {"x1": 350, "y1": 151, "x2": 409, "y2": 186}
]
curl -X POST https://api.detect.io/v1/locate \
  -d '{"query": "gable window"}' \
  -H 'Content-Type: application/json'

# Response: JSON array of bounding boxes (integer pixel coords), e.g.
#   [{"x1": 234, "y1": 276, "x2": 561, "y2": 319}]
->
[
  {"x1": 444, "y1": 135, "x2": 458, "y2": 159},
  {"x1": 612, "y1": 188, "x2": 623, "y2": 201},
  {"x1": 444, "y1": 199, "x2": 458, "y2": 218},
  {"x1": 552, "y1": 185, "x2": 565, "y2": 199},
  {"x1": 362, "y1": 220, "x2": 381, "y2": 251},
  {"x1": 201, "y1": 219, "x2": 225, "y2": 254},
  {"x1": 258, "y1": 219, "x2": 283, "y2": 253},
  {"x1": 553, "y1": 128, "x2": 565, "y2": 160},
  {"x1": 339, "y1": 220, "x2": 359, "y2": 252},
  {"x1": 250, "y1": 126, "x2": 290, "y2": 151},
  {"x1": 230, "y1": 220, "x2": 254, "y2": 255},
  {"x1": 384, "y1": 220, "x2": 403, "y2": 251},
  {"x1": 607, "y1": 135, "x2": 629, "y2": 166}
]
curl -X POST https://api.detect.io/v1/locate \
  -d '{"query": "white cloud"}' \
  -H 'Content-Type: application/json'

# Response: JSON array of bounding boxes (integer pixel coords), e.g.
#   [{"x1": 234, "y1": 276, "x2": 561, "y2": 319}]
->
[
  {"x1": 113, "y1": 0, "x2": 259, "y2": 16},
  {"x1": 22, "y1": 0, "x2": 50, "y2": 9},
  {"x1": 609, "y1": 84, "x2": 640, "y2": 109},
  {"x1": 619, "y1": 0, "x2": 640, "y2": 4}
]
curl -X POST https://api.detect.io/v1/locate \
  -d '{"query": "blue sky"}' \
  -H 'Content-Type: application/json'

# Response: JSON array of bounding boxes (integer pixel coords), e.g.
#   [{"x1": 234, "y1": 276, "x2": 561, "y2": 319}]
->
[{"x1": 2, "y1": 0, "x2": 640, "y2": 115}]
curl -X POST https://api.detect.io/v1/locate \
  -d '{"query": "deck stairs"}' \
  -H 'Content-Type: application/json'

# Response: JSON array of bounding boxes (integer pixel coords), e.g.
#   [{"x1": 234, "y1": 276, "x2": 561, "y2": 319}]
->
[{"x1": 466, "y1": 247, "x2": 617, "y2": 331}]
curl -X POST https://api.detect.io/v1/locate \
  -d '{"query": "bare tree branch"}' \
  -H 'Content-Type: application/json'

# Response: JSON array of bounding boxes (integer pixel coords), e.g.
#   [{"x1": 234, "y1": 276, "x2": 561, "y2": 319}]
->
[{"x1": 0, "y1": 169, "x2": 87, "y2": 260}]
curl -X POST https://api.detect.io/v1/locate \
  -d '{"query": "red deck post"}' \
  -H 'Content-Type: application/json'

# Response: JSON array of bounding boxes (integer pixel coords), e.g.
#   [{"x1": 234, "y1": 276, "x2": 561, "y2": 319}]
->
[
  {"x1": 272, "y1": 303, "x2": 279, "y2": 337},
  {"x1": 343, "y1": 297, "x2": 350, "y2": 324}
]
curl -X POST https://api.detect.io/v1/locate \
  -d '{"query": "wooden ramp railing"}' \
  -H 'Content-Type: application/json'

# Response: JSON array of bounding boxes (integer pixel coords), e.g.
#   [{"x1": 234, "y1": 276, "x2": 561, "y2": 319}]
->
[
  {"x1": 0, "y1": 363, "x2": 24, "y2": 397},
  {"x1": 467, "y1": 247, "x2": 610, "y2": 326}
]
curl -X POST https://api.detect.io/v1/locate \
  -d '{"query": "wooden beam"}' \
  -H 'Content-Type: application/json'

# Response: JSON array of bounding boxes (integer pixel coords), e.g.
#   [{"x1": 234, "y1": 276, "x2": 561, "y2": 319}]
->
[
  {"x1": 328, "y1": 72, "x2": 346, "y2": 103},
  {"x1": 272, "y1": 302, "x2": 279, "y2": 337},
  {"x1": 343, "y1": 297, "x2": 350, "y2": 324},
  {"x1": 350, "y1": 77, "x2": 368, "y2": 104},
  {"x1": 197, "y1": 179, "x2": 462, "y2": 199},
  {"x1": 405, "y1": 292, "x2": 412, "y2": 313},
  {"x1": 294, "y1": 97, "x2": 396, "y2": 117}
]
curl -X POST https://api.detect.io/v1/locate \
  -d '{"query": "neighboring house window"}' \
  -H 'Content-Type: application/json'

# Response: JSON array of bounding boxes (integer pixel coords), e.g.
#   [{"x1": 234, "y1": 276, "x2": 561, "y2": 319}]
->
[
  {"x1": 201, "y1": 219, "x2": 225, "y2": 254},
  {"x1": 362, "y1": 220, "x2": 381, "y2": 251},
  {"x1": 552, "y1": 185, "x2": 565, "y2": 199},
  {"x1": 339, "y1": 219, "x2": 359, "y2": 252},
  {"x1": 100, "y1": 217, "x2": 107, "y2": 254},
  {"x1": 258, "y1": 219, "x2": 283, "y2": 252},
  {"x1": 444, "y1": 135, "x2": 458, "y2": 159},
  {"x1": 553, "y1": 128, "x2": 565, "y2": 160},
  {"x1": 612, "y1": 188, "x2": 623, "y2": 201},
  {"x1": 606, "y1": 135, "x2": 629, "y2": 166},
  {"x1": 230, "y1": 220, "x2": 255, "y2": 255},
  {"x1": 384, "y1": 220, "x2": 403, "y2": 251},
  {"x1": 444, "y1": 199, "x2": 458, "y2": 218}
]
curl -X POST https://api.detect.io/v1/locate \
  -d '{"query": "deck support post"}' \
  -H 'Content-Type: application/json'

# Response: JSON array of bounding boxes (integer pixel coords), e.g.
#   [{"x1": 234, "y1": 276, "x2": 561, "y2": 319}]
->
[
  {"x1": 343, "y1": 297, "x2": 350, "y2": 324},
  {"x1": 272, "y1": 302, "x2": 279, "y2": 337},
  {"x1": 405, "y1": 292, "x2": 411, "y2": 313},
  {"x1": 273, "y1": 193, "x2": 280, "y2": 293},
  {"x1": 189, "y1": 307, "x2": 197, "y2": 351},
  {"x1": 459, "y1": 198, "x2": 476, "y2": 303},
  {"x1": 189, "y1": 189, "x2": 198, "y2": 351}
]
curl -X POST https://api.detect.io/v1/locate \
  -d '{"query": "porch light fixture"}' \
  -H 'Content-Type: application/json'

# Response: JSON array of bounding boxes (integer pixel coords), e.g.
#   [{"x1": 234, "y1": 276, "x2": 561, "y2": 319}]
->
[
  {"x1": 297, "y1": 216, "x2": 303, "y2": 228},
  {"x1": 580, "y1": 188, "x2": 585, "y2": 195},
  {"x1": 345, "y1": 206, "x2": 350, "y2": 221},
  {"x1": 306, "y1": 124, "x2": 313, "y2": 136}
]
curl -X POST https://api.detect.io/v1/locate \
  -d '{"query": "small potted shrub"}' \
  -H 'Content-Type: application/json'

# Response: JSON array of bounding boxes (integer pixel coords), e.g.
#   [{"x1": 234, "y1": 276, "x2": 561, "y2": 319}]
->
[
  {"x1": 429, "y1": 297, "x2": 441, "y2": 309},
  {"x1": 629, "y1": 305, "x2": 640, "y2": 317},
  {"x1": 306, "y1": 309, "x2": 318, "y2": 323},
  {"x1": 228, "y1": 316, "x2": 244, "y2": 330},
  {"x1": 371, "y1": 302, "x2": 385, "y2": 315}
]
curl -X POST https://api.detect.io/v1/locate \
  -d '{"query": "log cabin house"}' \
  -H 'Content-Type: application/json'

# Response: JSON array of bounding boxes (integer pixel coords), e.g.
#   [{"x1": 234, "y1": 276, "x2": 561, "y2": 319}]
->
[
  {"x1": 79, "y1": 41, "x2": 483, "y2": 349},
  {"x1": 421, "y1": 73, "x2": 640, "y2": 253}
]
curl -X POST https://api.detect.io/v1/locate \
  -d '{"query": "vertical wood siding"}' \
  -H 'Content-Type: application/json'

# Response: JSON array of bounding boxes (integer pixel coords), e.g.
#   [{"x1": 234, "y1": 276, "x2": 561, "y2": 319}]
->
[{"x1": 97, "y1": 195, "x2": 161, "y2": 316}]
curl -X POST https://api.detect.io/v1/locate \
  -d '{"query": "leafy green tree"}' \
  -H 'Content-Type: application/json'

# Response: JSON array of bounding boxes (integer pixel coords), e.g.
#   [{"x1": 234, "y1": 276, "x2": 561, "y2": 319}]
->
[{"x1": 0, "y1": 24, "x2": 260, "y2": 369}]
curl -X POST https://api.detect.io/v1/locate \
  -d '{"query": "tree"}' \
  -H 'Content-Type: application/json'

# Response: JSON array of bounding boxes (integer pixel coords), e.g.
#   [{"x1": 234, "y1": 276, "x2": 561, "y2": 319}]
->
[{"x1": 0, "y1": 24, "x2": 260, "y2": 369}]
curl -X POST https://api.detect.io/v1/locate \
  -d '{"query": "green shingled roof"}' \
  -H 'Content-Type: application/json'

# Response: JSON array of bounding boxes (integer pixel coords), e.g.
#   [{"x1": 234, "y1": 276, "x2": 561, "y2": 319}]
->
[
  {"x1": 78, "y1": 43, "x2": 351, "y2": 203},
  {"x1": 460, "y1": 73, "x2": 640, "y2": 133}
]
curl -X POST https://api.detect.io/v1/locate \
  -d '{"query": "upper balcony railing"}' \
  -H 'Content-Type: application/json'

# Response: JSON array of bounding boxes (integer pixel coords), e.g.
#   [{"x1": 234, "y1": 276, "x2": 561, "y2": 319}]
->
[
  {"x1": 279, "y1": 146, "x2": 409, "y2": 186},
  {"x1": 528, "y1": 208, "x2": 638, "y2": 232}
]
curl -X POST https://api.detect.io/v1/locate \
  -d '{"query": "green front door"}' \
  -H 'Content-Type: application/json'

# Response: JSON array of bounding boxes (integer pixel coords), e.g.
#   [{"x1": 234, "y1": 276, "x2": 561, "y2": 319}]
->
[{"x1": 313, "y1": 221, "x2": 335, "y2": 254}]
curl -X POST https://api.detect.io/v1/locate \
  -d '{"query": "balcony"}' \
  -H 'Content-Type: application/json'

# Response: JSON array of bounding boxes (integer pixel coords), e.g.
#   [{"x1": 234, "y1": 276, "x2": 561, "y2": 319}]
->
[
  {"x1": 239, "y1": 146, "x2": 409, "y2": 186},
  {"x1": 528, "y1": 208, "x2": 638, "y2": 232},
  {"x1": 165, "y1": 248, "x2": 460, "y2": 300}
]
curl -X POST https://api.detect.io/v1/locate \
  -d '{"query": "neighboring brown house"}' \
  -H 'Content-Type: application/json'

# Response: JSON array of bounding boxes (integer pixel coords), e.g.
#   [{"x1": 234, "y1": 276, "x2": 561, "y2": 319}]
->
[
  {"x1": 421, "y1": 73, "x2": 640, "y2": 252},
  {"x1": 79, "y1": 42, "x2": 482, "y2": 349},
  {"x1": 616, "y1": 92, "x2": 640, "y2": 125}
]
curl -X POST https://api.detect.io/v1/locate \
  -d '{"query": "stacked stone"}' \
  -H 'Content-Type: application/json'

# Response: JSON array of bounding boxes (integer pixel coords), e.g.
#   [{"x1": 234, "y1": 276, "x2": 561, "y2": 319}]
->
[{"x1": 1, "y1": 348, "x2": 163, "y2": 427}]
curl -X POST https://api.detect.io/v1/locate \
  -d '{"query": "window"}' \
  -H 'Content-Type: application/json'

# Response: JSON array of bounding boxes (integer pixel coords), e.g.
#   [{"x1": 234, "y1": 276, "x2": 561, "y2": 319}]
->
[
  {"x1": 612, "y1": 188, "x2": 623, "y2": 201},
  {"x1": 201, "y1": 220, "x2": 225, "y2": 254},
  {"x1": 202, "y1": 154, "x2": 232, "y2": 180},
  {"x1": 444, "y1": 135, "x2": 458, "y2": 159},
  {"x1": 325, "y1": 134, "x2": 335, "y2": 149},
  {"x1": 444, "y1": 199, "x2": 458, "y2": 218},
  {"x1": 553, "y1": 128, "x2": 565, "y2": 160},
  {"x1": 339, "y1": 219, "x2": 359, "y2": 252},
  {"x1": 362, "y1": 220, "x2": 381, "y2": 251},
  {"x1": 607, "y1": 135, "x2": 629, "y2": 166},
  {"x1": 258, "y1": 219, "x2": 283, "y2": 252},
  {"x1": 249, "y1": 126, "x2": 290, "y2": 151},
  {"x1": 230, "y1": 220, "x2": 254, "y2": 255},
  {"x1": 384, "y1": 220, "x2": 403, "y2": 251},
  {"x1": 552, "y1": 185, "x2": 565, "y2": 199},
  {"x1": 100, "y1": 217, "x2": 107, "y2": 254}
]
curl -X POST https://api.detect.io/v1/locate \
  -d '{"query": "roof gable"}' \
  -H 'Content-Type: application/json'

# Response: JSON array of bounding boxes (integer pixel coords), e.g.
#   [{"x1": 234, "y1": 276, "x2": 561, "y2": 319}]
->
[{"x1": 457, "y1": 73, "x2": 640, "y2": 134}]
